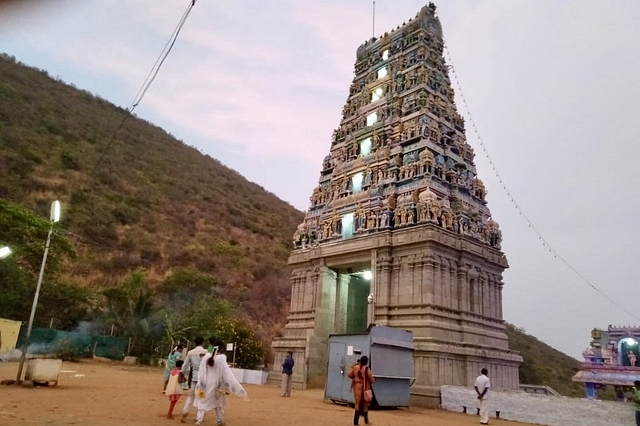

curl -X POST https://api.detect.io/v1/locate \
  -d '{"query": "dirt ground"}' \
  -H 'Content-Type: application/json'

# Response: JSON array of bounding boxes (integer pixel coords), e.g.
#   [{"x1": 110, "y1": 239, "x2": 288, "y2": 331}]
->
[{"x1": 0, "y1": 360, "x2": 529, "y2": 426}]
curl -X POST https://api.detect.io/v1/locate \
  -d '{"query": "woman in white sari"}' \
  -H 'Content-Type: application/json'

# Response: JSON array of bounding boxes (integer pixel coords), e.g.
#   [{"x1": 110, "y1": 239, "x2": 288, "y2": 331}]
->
[{"x1": 193, "y1": 345, "x2": 248, "y2": 426}]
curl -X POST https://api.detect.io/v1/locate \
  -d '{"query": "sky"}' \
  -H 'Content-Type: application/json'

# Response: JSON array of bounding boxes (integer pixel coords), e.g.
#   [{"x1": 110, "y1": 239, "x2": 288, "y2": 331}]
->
[{"x1": 1, "y1": 0, "x2": 640, "y2": 361}]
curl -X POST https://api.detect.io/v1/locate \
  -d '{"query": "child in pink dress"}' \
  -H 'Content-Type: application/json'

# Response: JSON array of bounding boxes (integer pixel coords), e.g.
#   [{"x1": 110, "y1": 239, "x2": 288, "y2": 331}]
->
[{"x1": 166, "y1": 359, "x2": 186, "y2": 418}]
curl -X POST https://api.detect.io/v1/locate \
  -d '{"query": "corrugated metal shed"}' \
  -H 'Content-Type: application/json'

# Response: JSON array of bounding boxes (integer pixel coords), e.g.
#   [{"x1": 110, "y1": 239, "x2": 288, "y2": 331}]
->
[{"x1": 324, "y1": 325, "x2": 414, "y2": 408}]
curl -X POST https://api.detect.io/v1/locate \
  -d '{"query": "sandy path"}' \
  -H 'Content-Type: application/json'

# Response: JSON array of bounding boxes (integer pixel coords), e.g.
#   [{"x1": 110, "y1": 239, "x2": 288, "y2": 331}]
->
[{"x1": 0, "y1": 360, "x2": 529, "y2": 426}]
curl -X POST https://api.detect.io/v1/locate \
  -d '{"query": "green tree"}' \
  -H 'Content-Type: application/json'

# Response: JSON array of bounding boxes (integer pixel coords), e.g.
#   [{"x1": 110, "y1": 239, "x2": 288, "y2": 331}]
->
[
  {"x1": 158, "y1": 268, "x2": 218, "y2": 310},
  {"x1": 210, "y1": 317, "x2": 266, "y2": 370},
  {"x1": 184, "y1": 294, "x2": 233, "y2": 337},
  {"x1": 0, "y1": 264, "x2": 92, "y2": 331},
  {"x1": 210, "y1": 240, "x2": 244, "y2": 267},
  {"x1": 0, "y1": 258, "x2": 32, "y2": 320},
  {"x1": 0, "y1": 199, "x2": 76, "y2": 277},
  {"x1": 98, "y1": 270, "x2": 165, "y2": 358},
  {"x1": 180, "y1": 294, "x2": 264, "y2": 369},
  {"x1": 160, "y1": 312, "x2": 194, "y2": 356},
  {"x1": 0, "y1": 200, "x2": 81, "y2": 327},
  {"x1": 38, "y1": 282, "x2": 94, "y2": 330}
]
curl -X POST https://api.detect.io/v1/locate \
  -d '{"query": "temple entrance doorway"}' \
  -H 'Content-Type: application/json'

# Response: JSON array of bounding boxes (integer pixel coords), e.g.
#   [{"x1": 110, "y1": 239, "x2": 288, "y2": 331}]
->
[
  {"x1": 618, "y1": 337, "x2": 639, "y2": 366},
  {"x1": 329, "y1": 266, "x2": 371, "y2": 335}
]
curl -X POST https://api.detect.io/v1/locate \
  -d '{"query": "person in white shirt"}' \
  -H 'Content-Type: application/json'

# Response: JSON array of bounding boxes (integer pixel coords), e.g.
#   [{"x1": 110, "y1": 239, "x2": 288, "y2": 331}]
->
[
  {"x1": 180, "y1": 337, "x2": 209, "y2": 423},
  {"x1": 474, "y1": 368, "x2": 490, "y2": 425}
]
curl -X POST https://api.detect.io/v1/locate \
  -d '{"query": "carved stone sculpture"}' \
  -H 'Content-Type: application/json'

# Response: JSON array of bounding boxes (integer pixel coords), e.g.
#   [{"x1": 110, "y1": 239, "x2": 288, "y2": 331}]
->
[{"x1": 472, "y1": 178, "x2": 487, "y2": 200}]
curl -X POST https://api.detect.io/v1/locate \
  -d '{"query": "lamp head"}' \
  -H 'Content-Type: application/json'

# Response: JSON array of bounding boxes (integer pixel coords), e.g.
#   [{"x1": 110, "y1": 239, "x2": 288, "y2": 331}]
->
[
  {"x1": 0, "y1": 246, "x2": 11, "y2": 259},
  {"x1": 50, "y1": 200, "x2": 61, "y2": 223}
]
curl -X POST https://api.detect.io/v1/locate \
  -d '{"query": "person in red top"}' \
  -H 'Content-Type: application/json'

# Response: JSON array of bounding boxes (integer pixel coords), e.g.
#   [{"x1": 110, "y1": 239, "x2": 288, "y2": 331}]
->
[
  {"x1": 165, "y1": 360, "x2": 186, "y2": 418},
  {"x1": 348, "y1": 355, "x2": 375, "y2": 425}
]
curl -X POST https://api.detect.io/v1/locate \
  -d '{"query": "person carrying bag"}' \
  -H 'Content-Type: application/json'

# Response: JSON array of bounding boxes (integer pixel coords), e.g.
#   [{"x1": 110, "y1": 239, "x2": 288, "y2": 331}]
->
[{"x1": 348, "y1": 355, "x2": 375, "y2": 425}]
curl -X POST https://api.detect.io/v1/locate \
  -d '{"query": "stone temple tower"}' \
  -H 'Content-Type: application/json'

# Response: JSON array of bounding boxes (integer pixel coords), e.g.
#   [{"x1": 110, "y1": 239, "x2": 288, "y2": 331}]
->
[{"x1": 271, "y1": 2, "x2": 522, "y2": 406}]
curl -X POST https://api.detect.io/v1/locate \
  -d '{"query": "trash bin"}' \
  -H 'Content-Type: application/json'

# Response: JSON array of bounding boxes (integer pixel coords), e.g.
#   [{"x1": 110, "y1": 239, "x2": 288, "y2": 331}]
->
[
  {"x1": 25, "y1": 358, "x2": 62, "y2": 386},
  {"x1": 324, "y1": 325, "x2": 414, "y2": 408}
]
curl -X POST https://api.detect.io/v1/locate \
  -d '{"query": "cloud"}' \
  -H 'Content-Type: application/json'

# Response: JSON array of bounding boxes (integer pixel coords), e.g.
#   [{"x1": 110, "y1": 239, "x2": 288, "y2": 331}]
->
[{"x1": 124, "y1": 0, "x2": 362, "y2": 164}]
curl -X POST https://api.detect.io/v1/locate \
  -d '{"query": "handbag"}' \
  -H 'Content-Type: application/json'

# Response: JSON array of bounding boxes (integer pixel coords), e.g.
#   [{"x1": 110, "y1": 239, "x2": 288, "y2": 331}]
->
[
  {"x1": 363, "y1": 367, "x2": 373, "y2": 403},
  {"x1": 195, "y1": 382, "x2": 206, "y2": 399}
]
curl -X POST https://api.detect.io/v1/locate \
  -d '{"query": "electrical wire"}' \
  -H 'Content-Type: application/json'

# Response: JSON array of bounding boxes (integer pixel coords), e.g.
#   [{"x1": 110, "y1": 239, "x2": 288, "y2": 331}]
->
[
  {"x1": 442, "y1": 44, "x2": 640, "y2": 323},
  {"x1": 128, "y1": 1, "x2": 196, "y2": 112},
  {"x1": 95, "y1": 0, "x2": 197, "y2": 166}
]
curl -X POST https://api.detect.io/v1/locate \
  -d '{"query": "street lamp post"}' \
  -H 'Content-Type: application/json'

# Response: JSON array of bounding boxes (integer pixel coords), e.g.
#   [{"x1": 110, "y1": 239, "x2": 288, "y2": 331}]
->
[{"x1": 16, "y1": 200, "x2": 61, "y2": 382}]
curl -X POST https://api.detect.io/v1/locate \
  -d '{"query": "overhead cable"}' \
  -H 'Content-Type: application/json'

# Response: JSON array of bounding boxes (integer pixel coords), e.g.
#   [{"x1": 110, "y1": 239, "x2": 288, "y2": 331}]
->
[
  {"x1": 95, "y1": 0, "x2": 197, "y2": 166},
  {"x1": 442, "y1": 44, "x2": 640, "y2": 323}
]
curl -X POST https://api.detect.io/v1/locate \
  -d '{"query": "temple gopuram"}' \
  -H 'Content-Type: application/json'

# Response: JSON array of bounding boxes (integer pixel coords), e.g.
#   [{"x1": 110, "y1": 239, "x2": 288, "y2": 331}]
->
[
  {"x1": 271, "y1": 3, "x2": 522, "y2": 406},
  {"x1": 573, "y1": 325, "x2": 640, "y2": 399}
]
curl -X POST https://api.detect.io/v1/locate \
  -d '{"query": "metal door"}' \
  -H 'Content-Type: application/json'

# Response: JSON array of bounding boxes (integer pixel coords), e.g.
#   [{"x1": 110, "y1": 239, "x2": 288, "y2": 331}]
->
[
  {"x1": 326, "y1": 341, "x2": 347, "y2": 402},
  {"x1": 341, "y1": 350, "x2": 362, "y2": 404}
]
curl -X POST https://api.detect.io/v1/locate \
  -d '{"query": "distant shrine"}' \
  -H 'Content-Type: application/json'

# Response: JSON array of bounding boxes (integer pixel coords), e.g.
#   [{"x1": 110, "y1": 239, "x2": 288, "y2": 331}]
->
[
  {"x1": 573, "y1": 325, "x2": 640, "y2": 399},
  {"x1": 271, "y1": 3, "x2": 522, "y2": 406}
]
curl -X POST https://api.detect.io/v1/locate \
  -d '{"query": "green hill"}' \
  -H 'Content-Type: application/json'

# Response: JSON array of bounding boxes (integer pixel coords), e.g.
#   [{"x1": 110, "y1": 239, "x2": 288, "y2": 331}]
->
[
  {"x1": 0, "y1": 52, "x2": 303, "y2": 340},
  {"x1": 505, "y1": 323, "x2": 584, "y2": 397},
  {"x1": 0, "y1": 53, "x2": 586, "y2": 395}
]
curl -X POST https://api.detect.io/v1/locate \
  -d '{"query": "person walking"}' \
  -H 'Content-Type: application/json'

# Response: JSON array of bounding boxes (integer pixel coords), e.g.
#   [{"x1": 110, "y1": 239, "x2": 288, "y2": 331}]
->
[
  {"x1": 164, "y1": 344, "x2": 185, "y2": 391},
  {"x1": 207, "y1": 337, "x2": 218, "y2": 354},
  {"x1": 165, "y1": 359, "x2": 186, "y2": 418},
  {"x1": 281, "y1": 351, "x2": 294, "y2": 397},
  {"x1": 348, "y1": 355, "x2": 374, "y2": 425},
  {"x1": 193, "y1": 341, "x2": 248, "y2": 426},
  {"x1": 474, "y1": 368, "x2": 491, "y2": 425},
  {"x1": 628, "y1": 381, "x2": 640, "y2": 425},
  {"x1": 180, "y1": 337, "x2": 208, "y2": 423}
]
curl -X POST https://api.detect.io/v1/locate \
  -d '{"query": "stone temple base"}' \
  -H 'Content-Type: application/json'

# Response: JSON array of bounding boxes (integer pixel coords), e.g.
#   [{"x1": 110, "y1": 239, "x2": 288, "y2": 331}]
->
[
  {"x1": 270, "y1": 224, "x2": 523, "y2": 406},
  {"x1": 270, "y1": 333, "x2": 521, "y2": 407},
  {"x1": 270, "y1": 330, "x2": 521, "y2": 407},
  {"x1": 409, "y1": 346, "x2": 521, "y2": 407}
]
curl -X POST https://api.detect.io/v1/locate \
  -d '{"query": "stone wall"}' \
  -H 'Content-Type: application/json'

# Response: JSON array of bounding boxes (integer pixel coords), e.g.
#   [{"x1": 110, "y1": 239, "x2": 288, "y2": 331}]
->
[{"x1": 441, "y1": 385, "x2": 635, "y2": 426}]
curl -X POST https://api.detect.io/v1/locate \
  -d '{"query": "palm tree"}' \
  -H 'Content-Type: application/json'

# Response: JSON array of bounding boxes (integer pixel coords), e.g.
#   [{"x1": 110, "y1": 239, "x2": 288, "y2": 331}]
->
[{"x1": 100, "y1": 270, "x2": 164, "y2": 357}]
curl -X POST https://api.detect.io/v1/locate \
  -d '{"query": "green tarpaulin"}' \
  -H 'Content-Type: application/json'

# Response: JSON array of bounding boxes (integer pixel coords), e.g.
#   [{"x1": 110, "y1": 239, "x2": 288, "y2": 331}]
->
[{"x1": 16, "y1": 326, "x2": 129, "y2": 360}]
